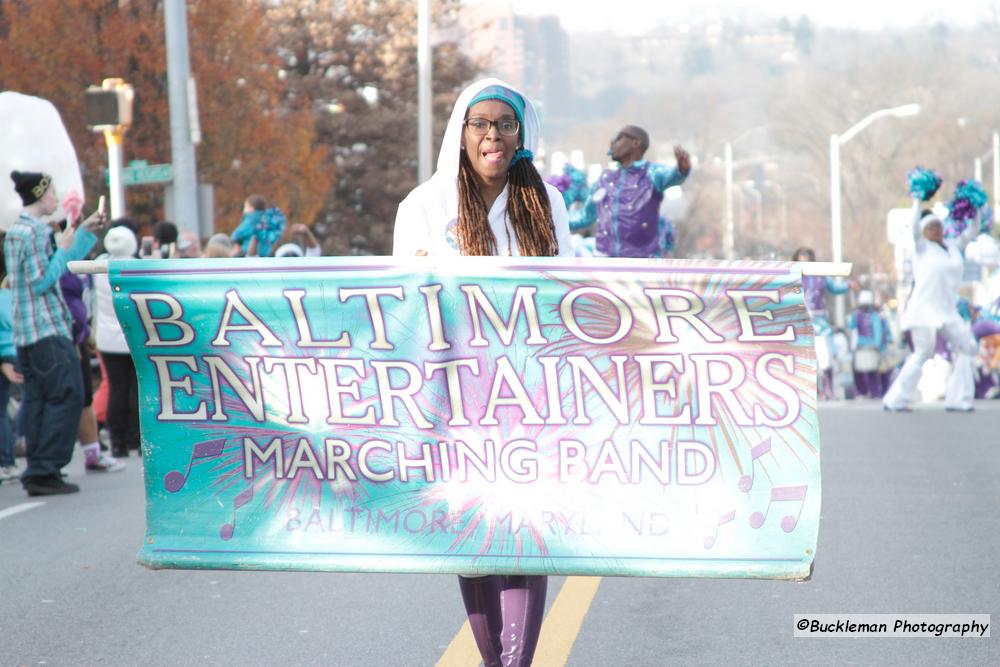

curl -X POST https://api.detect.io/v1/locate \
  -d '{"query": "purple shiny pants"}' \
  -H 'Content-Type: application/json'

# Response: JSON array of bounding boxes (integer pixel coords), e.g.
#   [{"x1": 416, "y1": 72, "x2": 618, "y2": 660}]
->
[{"x1": 458, "y1": 575, "x2": 547, "y2": 667}]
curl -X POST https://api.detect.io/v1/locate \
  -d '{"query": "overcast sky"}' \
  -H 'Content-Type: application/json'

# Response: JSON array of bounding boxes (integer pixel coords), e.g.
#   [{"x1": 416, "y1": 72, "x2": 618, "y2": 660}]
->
[{"x1": 470, "y1": 0, "x2": 998, "y2": 34}]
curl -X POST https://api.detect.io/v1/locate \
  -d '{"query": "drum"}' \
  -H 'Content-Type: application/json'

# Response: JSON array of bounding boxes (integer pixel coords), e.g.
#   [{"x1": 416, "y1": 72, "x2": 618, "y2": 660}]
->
[{"x1": 853, "y1": 348, "x2": 880, "y2": 372}]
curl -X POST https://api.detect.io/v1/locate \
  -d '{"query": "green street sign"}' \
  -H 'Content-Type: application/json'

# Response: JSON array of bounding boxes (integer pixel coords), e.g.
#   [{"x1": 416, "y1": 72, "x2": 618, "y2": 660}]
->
[{"x1": 112, "y1": 160, "x2": 173, "y2": 186}]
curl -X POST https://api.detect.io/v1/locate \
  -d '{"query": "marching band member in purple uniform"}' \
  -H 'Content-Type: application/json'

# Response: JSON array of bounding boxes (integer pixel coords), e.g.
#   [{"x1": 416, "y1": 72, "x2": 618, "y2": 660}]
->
[
  {"x1": 848, "y1": 290, "x2": 892, "y2": 398},
  {"x1": 569, "y1": 126, "x2": 690, "y2": 257}
]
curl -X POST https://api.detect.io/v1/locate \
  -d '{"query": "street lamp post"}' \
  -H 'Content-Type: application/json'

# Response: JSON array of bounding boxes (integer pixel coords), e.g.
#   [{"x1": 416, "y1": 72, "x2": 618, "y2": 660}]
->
[
  {"x1": 829, "y1": 103, "x2": 920, "y2": 324},
  {"x1": 725, "y1": 148, "x2": 777, "y2": 258}
]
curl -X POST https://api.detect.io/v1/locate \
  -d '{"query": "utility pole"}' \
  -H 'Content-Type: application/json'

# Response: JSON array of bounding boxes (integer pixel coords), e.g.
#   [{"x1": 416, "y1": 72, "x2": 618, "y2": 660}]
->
[
  {"x1": 417, "y1": 0, "x2": 433, "y2": 184},
  {"x1": 164, "y1": 0, "x2": 200, "y2": 234}
]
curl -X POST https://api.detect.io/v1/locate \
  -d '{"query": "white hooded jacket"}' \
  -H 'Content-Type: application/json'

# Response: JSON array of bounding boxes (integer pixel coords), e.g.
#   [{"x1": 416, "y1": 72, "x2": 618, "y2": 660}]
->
[{"x1": 392, "y1": 78, "x2": 572, "y2": 257}]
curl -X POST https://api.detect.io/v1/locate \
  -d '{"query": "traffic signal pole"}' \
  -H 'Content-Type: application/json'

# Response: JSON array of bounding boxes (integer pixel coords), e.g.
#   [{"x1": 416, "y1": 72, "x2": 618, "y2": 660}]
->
[
  {"x1": 104, "y1": 126, "x2": 126, "y2": 219},
  {"x1": 85, "y1": 78, "x2": 133, "y2": 220}
]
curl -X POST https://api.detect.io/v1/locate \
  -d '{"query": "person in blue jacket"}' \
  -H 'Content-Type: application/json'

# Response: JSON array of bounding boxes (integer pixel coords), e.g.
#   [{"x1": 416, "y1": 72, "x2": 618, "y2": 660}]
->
[{"x1": 230, "y1": 194, "x2": 286, "y2": 257}]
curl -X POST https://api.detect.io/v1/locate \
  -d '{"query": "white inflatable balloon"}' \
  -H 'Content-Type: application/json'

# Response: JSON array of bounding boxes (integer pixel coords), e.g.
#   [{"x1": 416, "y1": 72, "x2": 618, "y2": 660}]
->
[{"x1": 0, "y1": 91, "x2": 85, "y2": 229}]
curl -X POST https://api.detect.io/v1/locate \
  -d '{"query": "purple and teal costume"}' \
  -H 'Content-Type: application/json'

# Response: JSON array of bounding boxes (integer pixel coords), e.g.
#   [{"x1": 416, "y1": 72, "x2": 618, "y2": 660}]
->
[
  {"x1": 801, "y1": 276, "x2": 849, "y2": 399},
  {"x1": 570, "y1": 160, "x2": 687, "y2": 258},
  {"x1": 801, "y1": 275, "x2": 848, "y2": 320},
  {"x1": 848, "y1": 307, "x2": 892, "y2": 398}
]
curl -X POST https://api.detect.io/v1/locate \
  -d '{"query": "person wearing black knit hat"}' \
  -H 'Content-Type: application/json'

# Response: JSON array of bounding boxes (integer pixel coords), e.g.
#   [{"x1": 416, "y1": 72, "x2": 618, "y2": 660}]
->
[
  {"x1": 4, "y1": 170, "x2": 107, "y2": 496},
  {"x1": 10, "y1": 170, "x2": 53, "y2": 207}
]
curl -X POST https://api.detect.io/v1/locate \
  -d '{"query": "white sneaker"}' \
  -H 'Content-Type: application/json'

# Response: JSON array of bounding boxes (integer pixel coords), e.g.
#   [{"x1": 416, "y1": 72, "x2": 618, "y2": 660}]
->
[
  {"x1": 0, "y1": 464, "x2": 19, "y2": 482},
  {"x1": 85, "y1": 453, "x2": 126, "y2": 473}
]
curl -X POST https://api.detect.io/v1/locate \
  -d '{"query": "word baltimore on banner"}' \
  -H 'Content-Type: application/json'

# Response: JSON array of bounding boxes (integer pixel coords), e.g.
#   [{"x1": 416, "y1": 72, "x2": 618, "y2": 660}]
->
[{"x1": 106, "y1": 256, "x2": 821, "y2": 579}]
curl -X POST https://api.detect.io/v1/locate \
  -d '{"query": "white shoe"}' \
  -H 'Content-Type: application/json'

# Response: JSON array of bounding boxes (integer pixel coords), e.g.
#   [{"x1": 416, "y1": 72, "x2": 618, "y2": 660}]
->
[
  {"x1": 85, "y1": 453, "x2": 126, "y2": 473},
  {"x1": 0, "y1": 464, "x2": 20, "y2": 482}
]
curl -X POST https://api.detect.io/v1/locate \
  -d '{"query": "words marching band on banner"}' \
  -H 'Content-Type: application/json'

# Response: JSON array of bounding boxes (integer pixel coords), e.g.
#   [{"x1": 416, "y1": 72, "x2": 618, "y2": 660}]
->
[{"x1": 128, "y1": 282, "x2": 803, "y2": 488}]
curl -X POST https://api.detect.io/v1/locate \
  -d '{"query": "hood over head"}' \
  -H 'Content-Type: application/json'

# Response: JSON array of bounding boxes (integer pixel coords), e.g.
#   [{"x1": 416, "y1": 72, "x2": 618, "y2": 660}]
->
[
  {"x1": 392, "y1": 78, "x2": 556, "y2": 257},
  {"x1": 434, "y1": 77, "x2": 541, "y2": 187}
]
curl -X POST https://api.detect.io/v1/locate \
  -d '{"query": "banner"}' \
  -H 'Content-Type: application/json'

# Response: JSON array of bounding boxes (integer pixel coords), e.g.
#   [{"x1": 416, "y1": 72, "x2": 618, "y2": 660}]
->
[{"x1": 113, "y1": 257, "x2": 821, "y2": 579}]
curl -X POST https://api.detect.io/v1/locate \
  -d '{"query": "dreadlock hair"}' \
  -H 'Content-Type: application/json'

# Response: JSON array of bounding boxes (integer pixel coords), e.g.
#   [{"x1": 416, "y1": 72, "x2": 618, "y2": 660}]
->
[{"x1": 456, "y1": 150, "x2": 559, "y2": 257}]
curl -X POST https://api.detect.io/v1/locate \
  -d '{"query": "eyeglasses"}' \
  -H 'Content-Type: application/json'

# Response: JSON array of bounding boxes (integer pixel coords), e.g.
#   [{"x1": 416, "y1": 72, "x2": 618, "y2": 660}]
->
[{"x1": 464, "y1": 117, "x2": 520, "y2": 137}]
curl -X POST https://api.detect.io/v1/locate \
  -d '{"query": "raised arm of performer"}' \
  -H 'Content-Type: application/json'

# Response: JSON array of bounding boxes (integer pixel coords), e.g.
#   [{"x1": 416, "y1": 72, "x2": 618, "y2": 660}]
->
[{"x1": 910, "y1": 197, "x2": 928, "y2": 250}]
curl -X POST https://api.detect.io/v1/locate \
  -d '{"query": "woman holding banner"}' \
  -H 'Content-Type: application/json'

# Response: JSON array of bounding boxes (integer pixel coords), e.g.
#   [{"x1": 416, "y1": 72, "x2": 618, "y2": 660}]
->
[{"x1": 393, "y1": 78, "x2": 572, "y2": 666}]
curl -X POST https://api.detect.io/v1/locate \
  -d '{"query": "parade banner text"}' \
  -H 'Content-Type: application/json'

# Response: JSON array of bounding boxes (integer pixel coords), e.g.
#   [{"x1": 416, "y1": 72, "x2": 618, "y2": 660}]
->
[{"x1": 113, "y1": 257, "x2": 821, "y2": 579}]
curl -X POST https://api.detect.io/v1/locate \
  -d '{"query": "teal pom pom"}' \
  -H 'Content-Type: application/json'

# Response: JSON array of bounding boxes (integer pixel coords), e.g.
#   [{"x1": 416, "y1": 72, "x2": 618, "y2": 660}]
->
[
  {"x1": 561, "y1": 164, "x2": 589, "y2": 207},
  {"x1": 544, "y1": 165, "x2": 590, "y2": 208},
  {"x1": 907, "y1": 167, "x2": 942, "y2": 201}
]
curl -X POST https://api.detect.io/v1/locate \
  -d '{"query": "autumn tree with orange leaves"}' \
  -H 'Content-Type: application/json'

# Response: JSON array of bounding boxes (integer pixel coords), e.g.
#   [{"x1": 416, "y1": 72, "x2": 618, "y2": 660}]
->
[
  {"x1": 0, "y1": 0, "x2": 331, "y2": 234},
  {"x1": 266, "y1": 0, "x2": 480, "y2": 254}
]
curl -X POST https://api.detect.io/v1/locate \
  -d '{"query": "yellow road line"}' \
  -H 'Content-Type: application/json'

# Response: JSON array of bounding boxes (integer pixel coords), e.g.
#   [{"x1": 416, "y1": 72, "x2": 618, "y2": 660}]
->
[
  {"x1": 534, "y1": 576, "x2": 602, "y2": 666},
  {"x1": 435, "y1": 619, "x2": 482, "y2": 667},
  {"x1": 436, "y1": 576, "x2": 603, "y2": 667}
]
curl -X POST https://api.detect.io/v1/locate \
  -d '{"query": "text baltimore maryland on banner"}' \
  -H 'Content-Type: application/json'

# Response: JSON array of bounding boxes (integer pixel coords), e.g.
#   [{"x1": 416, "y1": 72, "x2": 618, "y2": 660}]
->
[{"x1": 110, "y1": 257, "x2": 820, "y2": 579}]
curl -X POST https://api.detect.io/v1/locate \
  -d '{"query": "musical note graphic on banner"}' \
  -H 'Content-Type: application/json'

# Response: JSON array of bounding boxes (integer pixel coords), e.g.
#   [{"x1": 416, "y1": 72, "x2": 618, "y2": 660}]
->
[
  {"x1": 703, "y1": 509, "x2": 737, "y2": 549},
  {"x1": 749, "y1": 485, "x2": 807, "y2": 532},
  {"x1": 219, "y1": 486, "x2": 254, "y2": 541},
  {"x1": 163, "y1": 439, "x2": 226, "y2": 493},
  {"x1": 738, "y1": 437, "x2": 771, "y2": 493}
]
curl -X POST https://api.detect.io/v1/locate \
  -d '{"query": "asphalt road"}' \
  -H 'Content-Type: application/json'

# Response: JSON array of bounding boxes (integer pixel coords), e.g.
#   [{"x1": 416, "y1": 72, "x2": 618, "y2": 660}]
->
[{"x1": 2, "y1": 401, "x2": 997, "y2": 666}]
